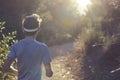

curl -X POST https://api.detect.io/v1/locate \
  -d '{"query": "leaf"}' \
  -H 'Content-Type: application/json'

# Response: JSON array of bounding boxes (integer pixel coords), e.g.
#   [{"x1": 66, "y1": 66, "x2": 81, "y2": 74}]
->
[{"x1": 1, "y1": 21, "x2": 6, "y2": 26}]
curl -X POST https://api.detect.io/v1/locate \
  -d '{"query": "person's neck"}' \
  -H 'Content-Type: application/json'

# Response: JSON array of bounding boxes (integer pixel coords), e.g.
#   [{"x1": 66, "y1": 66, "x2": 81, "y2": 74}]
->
[{"x1": 25, "y1": 36, "x2": 36, "y2": 40}]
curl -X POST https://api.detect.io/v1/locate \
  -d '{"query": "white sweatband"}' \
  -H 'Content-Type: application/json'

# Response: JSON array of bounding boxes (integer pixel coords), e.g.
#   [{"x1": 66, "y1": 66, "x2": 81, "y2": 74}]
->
[{"x1": 24, "y1": 28, "x2": 39, "y2": 32}]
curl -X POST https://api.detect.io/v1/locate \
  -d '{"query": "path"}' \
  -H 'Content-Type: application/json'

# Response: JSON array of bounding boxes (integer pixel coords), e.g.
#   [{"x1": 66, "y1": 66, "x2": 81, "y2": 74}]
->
[
  {"x1": 42, "y1": 57, "x2": 74, "y2": 80},
  {"x1": 42, "y1": 42, "x2": 75, "y2": 80},
  {"x1": 49, "y1": 42, "x2": 75, "y2": 58}
]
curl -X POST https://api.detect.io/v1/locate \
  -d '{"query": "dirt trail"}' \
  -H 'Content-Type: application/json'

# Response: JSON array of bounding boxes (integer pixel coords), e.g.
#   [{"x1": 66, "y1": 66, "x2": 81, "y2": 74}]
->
[
  {"x1": 42, "y1": 42, "x2": 75, "y2": 80},
  {"x1": 49, "y1": 42, "x2": 75, "y2": 58},
  {"x1": 42, "y1": 57, "x2": 74, "y2": 80}
]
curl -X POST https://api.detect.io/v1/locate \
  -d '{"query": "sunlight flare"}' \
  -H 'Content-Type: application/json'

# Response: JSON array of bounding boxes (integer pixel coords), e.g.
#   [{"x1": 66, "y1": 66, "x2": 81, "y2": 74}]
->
[{"x1": 75, "y1": 0, "x2": 92, "y2": 15}]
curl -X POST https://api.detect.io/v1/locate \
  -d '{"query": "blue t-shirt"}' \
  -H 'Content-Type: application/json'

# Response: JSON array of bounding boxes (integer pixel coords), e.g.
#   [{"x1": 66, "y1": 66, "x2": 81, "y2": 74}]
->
[{"x1": 8, "y1": 39, "x2": 51, "y2": 80}]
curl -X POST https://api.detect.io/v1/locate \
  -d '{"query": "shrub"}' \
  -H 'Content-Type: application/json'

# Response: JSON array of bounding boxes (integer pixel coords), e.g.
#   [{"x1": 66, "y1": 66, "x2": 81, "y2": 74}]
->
[
  {"x1": 69, "y1": 26, "x2": 113, "y2": 80},
  {"x1": 0, "y1": 21, "x2": 17, "y2": 80},
  {"x1": 75, "y1": 27, "x2": 105, "y2": 52}
]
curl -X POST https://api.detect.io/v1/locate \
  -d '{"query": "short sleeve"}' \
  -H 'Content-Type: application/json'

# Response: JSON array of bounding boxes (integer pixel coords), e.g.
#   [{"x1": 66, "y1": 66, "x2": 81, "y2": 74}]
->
[
  {"x1": 7, "y1": 45, "x2": 16, "y2": 60},
  {"x1": 43, "y1": 45, "x2": 51, "y2": 64}
]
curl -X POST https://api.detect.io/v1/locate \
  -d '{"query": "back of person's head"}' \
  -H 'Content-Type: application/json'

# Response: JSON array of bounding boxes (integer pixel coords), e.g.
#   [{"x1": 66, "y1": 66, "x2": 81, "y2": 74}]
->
[{"x1": 22, "y1": 14, "x2": 42, "y2": 36}]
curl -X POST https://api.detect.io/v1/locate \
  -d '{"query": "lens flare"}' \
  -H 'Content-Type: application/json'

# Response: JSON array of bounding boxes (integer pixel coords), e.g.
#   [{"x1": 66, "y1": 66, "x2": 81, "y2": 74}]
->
[{"x1": 75, "y1": 0, "x2": 91, "y2": 15}]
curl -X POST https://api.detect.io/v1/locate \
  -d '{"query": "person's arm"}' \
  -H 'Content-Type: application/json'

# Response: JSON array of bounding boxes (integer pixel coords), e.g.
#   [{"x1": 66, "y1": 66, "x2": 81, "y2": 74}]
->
[
  {"x1": 42, "y1": 44, "x2": 53, "y2": 77},
  {"x1": 2, "y1": 57, "x2": 18, "y2": 76},
  {"x1": 44, "y1": 63, "x2": 53, "y2": 77}
]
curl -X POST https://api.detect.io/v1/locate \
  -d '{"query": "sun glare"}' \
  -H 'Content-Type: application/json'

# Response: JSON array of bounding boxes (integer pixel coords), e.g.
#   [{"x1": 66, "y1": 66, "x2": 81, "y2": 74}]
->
[{"x1": 75, "y1": 0, "x2": 91, "y2": 15}]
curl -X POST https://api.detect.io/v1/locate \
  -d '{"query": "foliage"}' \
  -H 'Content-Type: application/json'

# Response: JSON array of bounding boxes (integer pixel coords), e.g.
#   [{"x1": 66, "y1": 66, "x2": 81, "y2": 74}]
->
[
  {"x1": 0, "y1": 0, "x2": 119, "y2": 46},
  {"x1": 69, "y1": 0, "x2": 120, "y2": 79},
  {"x1": 0, "y1": 21, "x2": 17, "y2": 80},
  {"x1": 36, "y1": 0, "x2": 79, "y2": 45},
  {"x1": 74, "y1": 0, "x2": 120, "y2": 54},
  {"x1": 101, "y1": 0, "x2": 120, "y2": 36},
  {"x1": 0, "y1": 0, "x2": 80, "y2": 46}
]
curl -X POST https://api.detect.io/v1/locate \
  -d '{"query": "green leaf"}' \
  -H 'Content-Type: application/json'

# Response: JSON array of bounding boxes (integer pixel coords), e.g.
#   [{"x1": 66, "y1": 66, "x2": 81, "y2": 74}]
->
[{"x1": 1, "y1": 21, "x2": 6, "y2": 26}]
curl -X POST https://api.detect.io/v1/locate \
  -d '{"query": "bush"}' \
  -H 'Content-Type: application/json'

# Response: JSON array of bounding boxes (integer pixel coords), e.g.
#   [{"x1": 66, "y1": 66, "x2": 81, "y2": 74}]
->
[
  {"x1": 68, "y1": 26, "x2": 113, "y2": 80},
  {"x1": 0, "y1": 21, "x2": 17, "y2": 80},
  {"x1": 75, "y1": 27, "x2": 105, "y2": 52}
]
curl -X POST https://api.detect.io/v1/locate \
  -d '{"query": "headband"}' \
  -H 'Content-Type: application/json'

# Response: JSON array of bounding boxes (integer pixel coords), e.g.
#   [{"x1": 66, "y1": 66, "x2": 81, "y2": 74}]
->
[{"x1": 24, "y1": 27, "x2": 39, "y2": 32}]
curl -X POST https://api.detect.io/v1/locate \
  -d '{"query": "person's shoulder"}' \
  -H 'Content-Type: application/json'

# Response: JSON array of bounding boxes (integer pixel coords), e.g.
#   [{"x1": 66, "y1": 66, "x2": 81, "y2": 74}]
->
[
  {"x1": 10, "y1": 42, "x2": 20, "y2": 49},
  {"x1": 35, "y1": 41, "x2": 48, "y2": 48},
  {"x1": 11, "y1": 39, "x2": 25, "y2": 47}
]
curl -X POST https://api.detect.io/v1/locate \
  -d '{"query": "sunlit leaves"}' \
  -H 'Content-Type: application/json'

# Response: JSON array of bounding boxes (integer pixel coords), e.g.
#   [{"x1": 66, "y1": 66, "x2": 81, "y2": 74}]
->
[
  {"x1": 63, "y1": 20, "x2": 73, "y2": 27},
  {"x1": 41, "y1": 11, "x2": 53, "y2": 22},
  {"x1": 75, "y1": 0, "x2": 92, "y2": 15},
  {"x1": 0, "y1": 22, "x2": 17, "y2": 80}
]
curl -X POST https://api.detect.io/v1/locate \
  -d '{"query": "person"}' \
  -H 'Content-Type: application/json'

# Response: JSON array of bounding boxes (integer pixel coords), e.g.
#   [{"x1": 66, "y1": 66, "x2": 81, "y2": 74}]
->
[{"x1": 2, "y1": 14, "x2": 53, "y2": 80}]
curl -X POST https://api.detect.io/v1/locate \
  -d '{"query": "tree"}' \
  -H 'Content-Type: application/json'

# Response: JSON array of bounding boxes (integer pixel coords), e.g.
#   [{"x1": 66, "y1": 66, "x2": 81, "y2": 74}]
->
[
  {"x1": 101, "y1": 0, "x2": 120, "y2": 35},
  {"x1": 0, "y1": 0, "x2": 79, "y2": 45}
]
